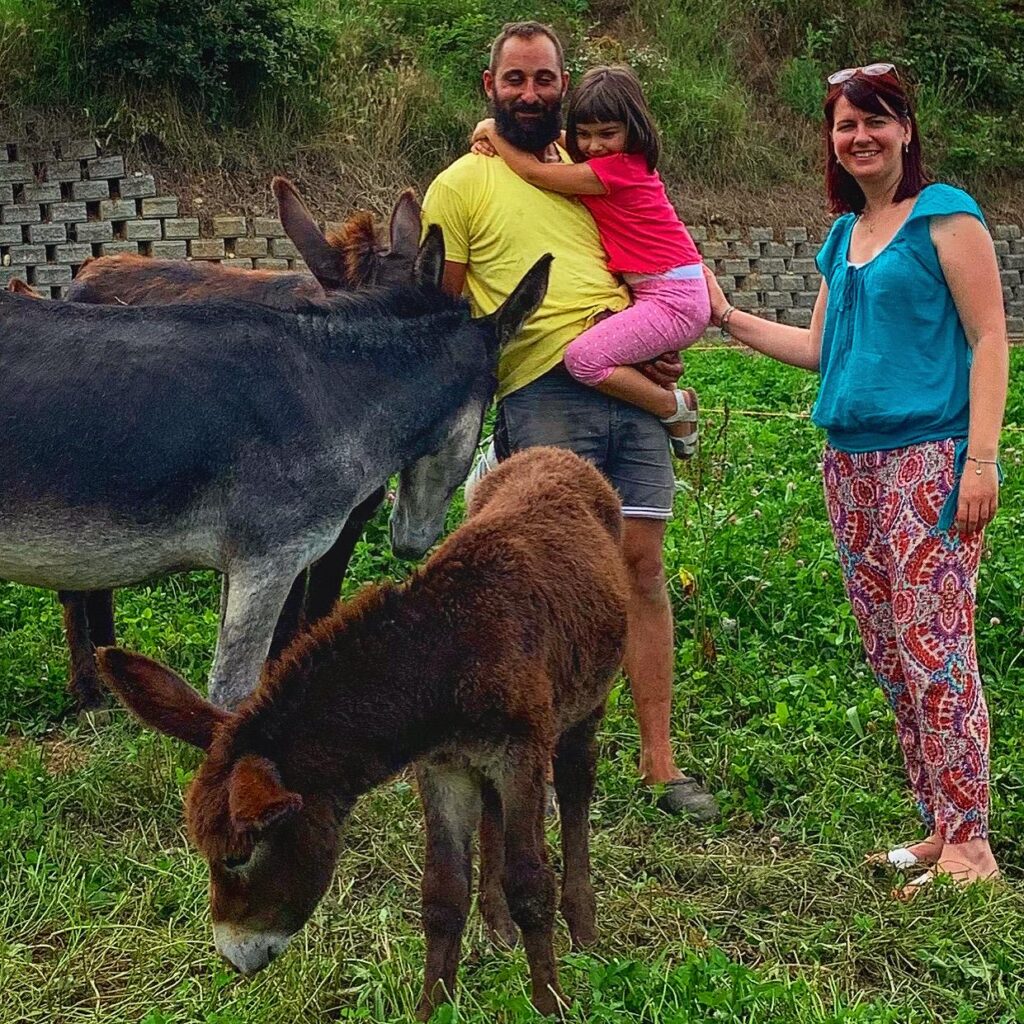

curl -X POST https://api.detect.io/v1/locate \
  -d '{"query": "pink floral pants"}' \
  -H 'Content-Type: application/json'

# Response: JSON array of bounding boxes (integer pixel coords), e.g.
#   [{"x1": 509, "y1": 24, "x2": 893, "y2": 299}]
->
[{"x1": 823, "y1": 439, "x2": 990, "y2": 843}]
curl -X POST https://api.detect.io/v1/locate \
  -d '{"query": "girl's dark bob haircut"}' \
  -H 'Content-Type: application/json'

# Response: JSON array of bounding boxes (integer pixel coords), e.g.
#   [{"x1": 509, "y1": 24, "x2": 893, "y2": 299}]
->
[
  {"x1": 823, "y1": 67, "x2": 930, "y2": 214},
  {"x1": 566, "y1": 65, "x2": 660, "y2": 172}
]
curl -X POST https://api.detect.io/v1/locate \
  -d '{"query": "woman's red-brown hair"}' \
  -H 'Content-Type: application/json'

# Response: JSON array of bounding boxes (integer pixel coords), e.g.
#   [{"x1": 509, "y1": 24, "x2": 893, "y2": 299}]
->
[{"x1": 823, "y1": 68, "x2": 930, "y2": 214}]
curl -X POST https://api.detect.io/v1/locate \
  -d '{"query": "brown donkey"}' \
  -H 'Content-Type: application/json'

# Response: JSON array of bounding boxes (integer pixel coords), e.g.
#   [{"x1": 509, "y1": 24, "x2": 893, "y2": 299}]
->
[
  {"x1": 98, "y1": 446, "x2": 629, "y2": 1018},
  {"x1": 57, "y1": 179, "x2": 423, "y2": 713}
]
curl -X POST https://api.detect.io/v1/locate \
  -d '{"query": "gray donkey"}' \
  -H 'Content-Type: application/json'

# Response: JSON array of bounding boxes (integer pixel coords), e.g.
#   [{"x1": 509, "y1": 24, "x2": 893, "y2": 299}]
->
[
  {"x1": 55, "y1": 179, "x2": 423, "y2": 712},
  {"x1": 0, "y1": 231, "x2": 551, "y2": 708}
]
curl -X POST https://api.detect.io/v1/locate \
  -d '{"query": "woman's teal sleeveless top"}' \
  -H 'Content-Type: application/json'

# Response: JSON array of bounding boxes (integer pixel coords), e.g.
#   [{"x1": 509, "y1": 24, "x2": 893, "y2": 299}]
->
[{"x1": 812, "y1": 183, "x2": 985, "y2": 453}]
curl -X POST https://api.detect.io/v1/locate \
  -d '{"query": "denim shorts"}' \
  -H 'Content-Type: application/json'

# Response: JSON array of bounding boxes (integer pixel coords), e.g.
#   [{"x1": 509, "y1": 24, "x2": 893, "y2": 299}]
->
[{"x1": 494, "y1": 365, "x2": 675, "y2": 519}]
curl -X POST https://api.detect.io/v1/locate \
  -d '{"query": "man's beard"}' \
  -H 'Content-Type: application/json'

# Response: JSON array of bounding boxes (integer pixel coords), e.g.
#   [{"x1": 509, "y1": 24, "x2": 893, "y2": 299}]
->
[{"x1": 492, "y1": 95, "x2": 563, "y2": 152}]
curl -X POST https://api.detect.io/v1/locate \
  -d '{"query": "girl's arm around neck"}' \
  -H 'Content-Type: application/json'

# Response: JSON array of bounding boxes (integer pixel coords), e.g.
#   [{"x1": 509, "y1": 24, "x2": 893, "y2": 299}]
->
[
  {"x1": 703, "y1": 266, "x2": 822, "y2": 370},
  {"x1": 932, "y1": 212, "x2": 1009, "y2": 533},
  {"x1": 473, "y1": 119, "x2": 607, "y2": 196}
]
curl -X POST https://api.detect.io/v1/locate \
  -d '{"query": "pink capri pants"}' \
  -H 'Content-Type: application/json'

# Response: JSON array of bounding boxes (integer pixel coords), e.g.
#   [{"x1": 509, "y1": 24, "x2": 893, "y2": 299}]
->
[{"x1": 564, "y1": 270, "x2": 711, "y2": 386}]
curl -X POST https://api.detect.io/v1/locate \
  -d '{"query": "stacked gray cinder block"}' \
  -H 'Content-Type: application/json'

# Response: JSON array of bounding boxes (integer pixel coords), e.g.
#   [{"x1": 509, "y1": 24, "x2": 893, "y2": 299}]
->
[
  {"x1": 691, "y1": 218, "x2": 1023, "y2": 339},
  {"x1": 1, "y1": 138, "x2": 1021, "y2": 339},
  {"x1": 0, "y1": 139, "x2": 310, "y2": 297}
]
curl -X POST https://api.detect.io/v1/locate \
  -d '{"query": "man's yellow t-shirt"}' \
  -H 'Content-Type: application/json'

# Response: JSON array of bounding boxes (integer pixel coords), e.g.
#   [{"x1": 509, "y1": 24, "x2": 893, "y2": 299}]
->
[{"x1": 422, "y1": 152, "x2": 630, "y2": 401}]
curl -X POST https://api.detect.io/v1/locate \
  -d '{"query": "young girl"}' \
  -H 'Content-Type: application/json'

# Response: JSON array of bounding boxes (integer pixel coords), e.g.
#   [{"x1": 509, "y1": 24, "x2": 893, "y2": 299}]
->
[{"x1": 473, "y1": 64, "x2": 709, "y2": 458}]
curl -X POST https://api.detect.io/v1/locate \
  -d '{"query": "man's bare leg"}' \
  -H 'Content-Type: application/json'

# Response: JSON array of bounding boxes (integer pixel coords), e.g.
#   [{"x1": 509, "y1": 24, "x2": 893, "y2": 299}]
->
[{"x1": 621, "y1": 517, "x2": 719, "y2": 820}]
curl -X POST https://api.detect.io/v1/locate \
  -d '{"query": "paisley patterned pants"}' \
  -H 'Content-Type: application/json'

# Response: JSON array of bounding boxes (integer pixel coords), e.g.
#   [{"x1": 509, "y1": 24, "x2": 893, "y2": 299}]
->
[{"x1": 823, "y1": 439, "x2": 990, "y2": 843}]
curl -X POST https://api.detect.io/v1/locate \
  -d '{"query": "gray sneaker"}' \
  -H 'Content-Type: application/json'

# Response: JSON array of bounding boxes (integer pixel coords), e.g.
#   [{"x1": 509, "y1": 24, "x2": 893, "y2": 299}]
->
[{"x1": 654, "y1": 776, "x2": 720, "y2": 821}]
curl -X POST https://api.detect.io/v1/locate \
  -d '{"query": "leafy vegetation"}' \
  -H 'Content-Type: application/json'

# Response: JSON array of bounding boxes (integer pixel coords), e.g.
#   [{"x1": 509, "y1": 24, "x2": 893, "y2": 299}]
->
[
  {"x1": 1, "y1": 0, "x2": 1022, "y2": 196},
  {"x1": 3, "y1": 348, "x2": 1023, "y2": 1021}
]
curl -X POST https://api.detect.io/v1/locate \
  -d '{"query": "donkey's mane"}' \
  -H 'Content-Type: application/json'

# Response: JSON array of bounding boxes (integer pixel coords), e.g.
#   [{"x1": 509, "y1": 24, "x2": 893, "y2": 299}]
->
[
  {"x1": 18, "y1": 281, "x2": 467, "y2": 325},
  {"x1": 314, "y1": 282, "x2": 467, "y2": 321},
  {"x1": 325, "y1": 211, "x2": 379, "y2": 288},
  {"x1": 233, "y1": 579, "x2": 406, "y2": 743}
]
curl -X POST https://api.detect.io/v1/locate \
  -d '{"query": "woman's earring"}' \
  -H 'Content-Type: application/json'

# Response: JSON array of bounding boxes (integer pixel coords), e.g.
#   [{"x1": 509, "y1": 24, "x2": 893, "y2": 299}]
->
[{"x1": 903, "y1": 141, "x2": 909, "y2": 154}]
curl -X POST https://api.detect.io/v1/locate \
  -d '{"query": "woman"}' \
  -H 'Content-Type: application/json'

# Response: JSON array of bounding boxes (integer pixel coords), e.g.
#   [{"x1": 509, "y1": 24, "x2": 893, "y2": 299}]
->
[{"x1": 704, "y1": 64, "x2": 1008, "y2": 894}]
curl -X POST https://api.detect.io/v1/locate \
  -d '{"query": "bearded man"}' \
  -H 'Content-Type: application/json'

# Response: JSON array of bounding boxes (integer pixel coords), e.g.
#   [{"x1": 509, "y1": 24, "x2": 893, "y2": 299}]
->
[{"x1": 422, "y1": 21, "x2": 719, "y2": 822}]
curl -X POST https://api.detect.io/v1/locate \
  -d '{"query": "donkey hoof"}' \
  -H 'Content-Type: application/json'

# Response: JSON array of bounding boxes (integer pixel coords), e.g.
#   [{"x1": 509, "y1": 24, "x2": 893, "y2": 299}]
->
[
  {"x1": 414, "y1": 994, "x2": 448, "y2": 1023},
  {"x1": 77, "y1": 705, "x2": 112, "y2": 728},
  {"x1": 532, "y1": 986, "x2": 570, "y2": 1018},
  {"x1": 568, "y1": 922, "x2": 598, "y2": 950},
  {"x1": 484, "y1": 914, "x2": 519, "y2": 949},
  {"x1": 71, "y1": 680, "x2": 110, "y2": 723}
]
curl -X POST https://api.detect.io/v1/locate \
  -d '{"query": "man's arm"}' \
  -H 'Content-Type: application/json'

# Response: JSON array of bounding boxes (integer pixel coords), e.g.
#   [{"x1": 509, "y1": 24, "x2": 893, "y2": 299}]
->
[
  {"x1": 637, "y1": 352, "x2": 684, "y2": 389},
  {"x1": 422, "y1": 174, "x2": 472, "y2": 298},
  {"x1": 442, "y1": 260, "x2": 468, "y2": 299}
]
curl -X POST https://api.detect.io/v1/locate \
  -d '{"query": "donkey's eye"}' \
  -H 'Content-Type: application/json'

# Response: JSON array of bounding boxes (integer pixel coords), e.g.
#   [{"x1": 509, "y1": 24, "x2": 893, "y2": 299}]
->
[{"x1": 223, "y1": 853, "x2": 251, "y2": 871}]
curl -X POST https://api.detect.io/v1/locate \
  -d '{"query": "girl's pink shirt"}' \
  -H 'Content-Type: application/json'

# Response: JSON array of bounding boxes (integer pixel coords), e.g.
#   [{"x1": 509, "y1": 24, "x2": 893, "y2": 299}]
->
[{"x1": 579, "y1": 153, "x2": 703, "y2": 274}]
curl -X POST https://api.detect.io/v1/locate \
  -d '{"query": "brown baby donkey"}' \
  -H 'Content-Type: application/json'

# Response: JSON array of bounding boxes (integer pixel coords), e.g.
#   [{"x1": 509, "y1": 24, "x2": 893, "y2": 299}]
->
[{"x1": 98, "y1": 445, "x2": 629, "y2": 1019}]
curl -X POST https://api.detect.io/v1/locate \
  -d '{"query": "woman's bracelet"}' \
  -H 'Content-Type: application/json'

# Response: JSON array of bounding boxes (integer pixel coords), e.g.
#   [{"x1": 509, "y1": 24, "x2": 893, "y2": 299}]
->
[
  {"x1": 719, "y1": 304, "x2": 737, "y2": 337},
  {"x1": 966, "y1": 455, "x2": 999, "y2": 476}
]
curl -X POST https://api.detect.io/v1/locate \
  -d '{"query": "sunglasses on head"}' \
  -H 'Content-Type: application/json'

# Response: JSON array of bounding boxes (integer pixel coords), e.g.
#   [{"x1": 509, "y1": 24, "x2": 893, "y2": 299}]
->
[{"x1": 827, "y1": 62, "x2": 897, "y2": 85}]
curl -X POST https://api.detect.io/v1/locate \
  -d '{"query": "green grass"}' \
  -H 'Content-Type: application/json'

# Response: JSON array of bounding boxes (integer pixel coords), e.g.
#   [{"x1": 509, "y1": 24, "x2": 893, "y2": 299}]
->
[{"x1": 2, "y1": 348, "x2": 1024, "y2": 1022}]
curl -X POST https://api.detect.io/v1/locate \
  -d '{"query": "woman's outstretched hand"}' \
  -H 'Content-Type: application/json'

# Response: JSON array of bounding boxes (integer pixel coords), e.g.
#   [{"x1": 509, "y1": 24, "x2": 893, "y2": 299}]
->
[
  {"x1": 702, "y1": 264, "x2": 730, "y2": 326},
  {"x1": 956, "y1": 462, "x2": 1000, "y2": 534}
]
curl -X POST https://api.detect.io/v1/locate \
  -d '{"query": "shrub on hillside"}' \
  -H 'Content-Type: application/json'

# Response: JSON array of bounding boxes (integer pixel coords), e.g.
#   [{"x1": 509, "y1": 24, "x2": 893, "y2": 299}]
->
[
  {"x1": 903, "y1": 0, "x2": 1024, "y2": 110},
  {"x1": 55, "y1": 0, "x2": 329, "y2": 118},
  {"x1": 335, "y1": 0, "x2": 589, "y2": 176}
]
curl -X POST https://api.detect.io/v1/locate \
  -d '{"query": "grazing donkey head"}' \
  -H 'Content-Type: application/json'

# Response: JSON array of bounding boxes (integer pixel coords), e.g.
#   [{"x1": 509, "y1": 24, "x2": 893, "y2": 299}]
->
[
  {"x1": 273, "y1": 176, "x2": 421, "y2": 291},
  {"x1": 96, "y1": 648, "x2": 340, "y2": 970},
  {"x1": 388, "y1": 238, "x2": 553, "y2": 559}
]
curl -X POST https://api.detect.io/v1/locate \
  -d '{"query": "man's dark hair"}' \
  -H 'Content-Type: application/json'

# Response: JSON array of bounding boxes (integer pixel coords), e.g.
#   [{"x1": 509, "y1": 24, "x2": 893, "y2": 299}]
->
[{"x1": 489, "y1": 21, "x2": 564, "y2": 75}]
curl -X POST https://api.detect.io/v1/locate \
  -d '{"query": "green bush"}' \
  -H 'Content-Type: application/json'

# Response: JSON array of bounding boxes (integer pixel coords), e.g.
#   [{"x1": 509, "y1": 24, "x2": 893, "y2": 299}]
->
[
  {"x1": 778, "y1": 55, "x2": 825, "y2": 119},
  {"x1": 59, "y1": 0, "x2": 331, "y2": 118},
  {"x1": 904, "y1": 0, "x2": 1024, "y2": 111}
]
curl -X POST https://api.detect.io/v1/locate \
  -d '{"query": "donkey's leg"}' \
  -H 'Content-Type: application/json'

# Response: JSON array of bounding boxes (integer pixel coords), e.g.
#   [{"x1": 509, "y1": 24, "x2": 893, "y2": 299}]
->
[
  {"x1": 207, "y1": 562, "x2": 301, "y2": 709},
  {"x1": 500, "y1": 743, "x2": 565, "y2": 1016},
  {"x1": 414, "y1": 762, "x2": 480, "y2": 1023},
  {"x1": 553, "y1": 706, "x2": 604, "y2": 949},
  {"x1": 268, "y1": 569, "x2": 308, "y2": 660},
  {"x1": 479, "y1": 778, "x2": 518, "y2": 947},
  {"x1": 305, "y1": 486, "x2": 386, "y2": 626},
  {"x1": 85, "y1": 590, "x2": 116, "y2": 648},
  {"x1": 58, "y1": 591, "x2": 106, "y2": 712}
]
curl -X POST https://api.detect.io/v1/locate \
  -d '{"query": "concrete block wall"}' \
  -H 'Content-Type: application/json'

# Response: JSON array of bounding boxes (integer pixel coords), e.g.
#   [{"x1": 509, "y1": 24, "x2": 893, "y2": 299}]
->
[
  {"x1": 0, "y1": 139, "x2": 309, "y2": 298},
  {"x1": 691, "y1": 222, "x2": 1024, "y2": 339},
  {"x1": 2, "y1": 138, "x2": 1022, "y2": 337}
]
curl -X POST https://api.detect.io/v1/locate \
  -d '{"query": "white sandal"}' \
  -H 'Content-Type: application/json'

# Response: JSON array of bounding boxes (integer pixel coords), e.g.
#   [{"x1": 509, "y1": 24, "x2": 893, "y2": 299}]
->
[
  {"x1": 864, "y1": 847, "x2": 936, "y2": 871},
  {"x1": 661, "y1": 387, "x2": 698, "y2": 459}
]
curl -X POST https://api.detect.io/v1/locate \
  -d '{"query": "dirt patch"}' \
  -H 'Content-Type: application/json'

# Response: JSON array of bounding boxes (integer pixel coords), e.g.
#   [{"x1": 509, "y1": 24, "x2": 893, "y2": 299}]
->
[{"x1": 1, "y1": 733, "x2": 91, "y2": 775}]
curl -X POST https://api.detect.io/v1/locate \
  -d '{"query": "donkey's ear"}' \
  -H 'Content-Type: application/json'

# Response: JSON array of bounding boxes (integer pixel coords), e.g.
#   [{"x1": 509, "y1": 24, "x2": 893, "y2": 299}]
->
[
  {"x1": 492, "y1": 253, "x2": 552, "y2": 346},
  {"x1": 273, "y1": 176, "x2": 346, "y2": 290},
  {"x1": 7, "y1": 278, "x2": 42, "y2": 298},
  {"x1": 228, "y1": 755, "x2": 303, "y2": 835},
  {"x1": 388, "y1": 188, "x2": 422, "y2": 259},
  {"x1": 414, "y1": 223, "x2": 446, "y2": 290},
  {"x1": 96, "y1": 647, "x2": 233, "y2": 750}
]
